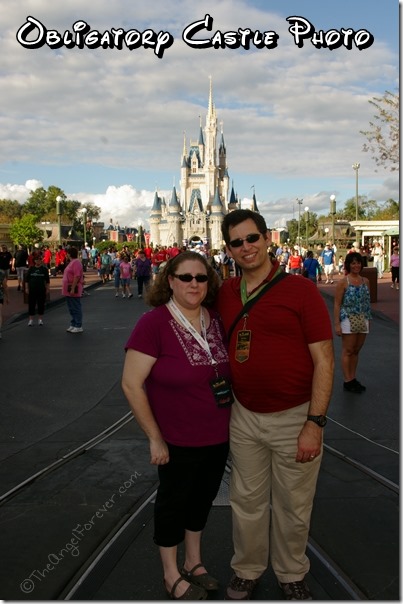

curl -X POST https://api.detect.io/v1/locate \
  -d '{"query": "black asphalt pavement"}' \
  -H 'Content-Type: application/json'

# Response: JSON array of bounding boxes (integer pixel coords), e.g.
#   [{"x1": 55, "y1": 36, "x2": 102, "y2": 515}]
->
[{"x1": 0, "y1": 276, "x2": 399, "y2": 600}]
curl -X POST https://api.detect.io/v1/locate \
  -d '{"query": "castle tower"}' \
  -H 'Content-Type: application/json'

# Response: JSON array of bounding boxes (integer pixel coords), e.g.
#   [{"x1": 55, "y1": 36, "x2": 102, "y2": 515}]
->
[{"x1": 150, "y1": 78, "x2": 235, "y2": 250}]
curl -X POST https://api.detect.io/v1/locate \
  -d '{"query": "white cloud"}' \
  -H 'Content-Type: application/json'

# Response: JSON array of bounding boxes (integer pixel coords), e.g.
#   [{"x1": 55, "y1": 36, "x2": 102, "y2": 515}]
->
[
  {"x1": 71, "y1": 185, "x2": 170, "y2": 228},
  {"x1": 0, "y1": 179, "x2": 43, "y2": 203},
  {"x1": 0, "y1": 0, "x2": 398, "y2": 231}
]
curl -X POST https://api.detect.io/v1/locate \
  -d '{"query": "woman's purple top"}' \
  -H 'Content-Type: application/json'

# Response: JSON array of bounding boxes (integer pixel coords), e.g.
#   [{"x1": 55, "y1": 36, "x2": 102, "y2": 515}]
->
[{"x1": 125, "y1": 305, "x2": 231, "y2": 447}]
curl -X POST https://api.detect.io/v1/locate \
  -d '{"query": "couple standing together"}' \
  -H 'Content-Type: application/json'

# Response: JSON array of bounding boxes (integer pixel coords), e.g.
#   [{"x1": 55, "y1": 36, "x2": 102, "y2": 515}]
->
[{"x1": 122, "y1": 209, "x2": 334, "y2": 601}]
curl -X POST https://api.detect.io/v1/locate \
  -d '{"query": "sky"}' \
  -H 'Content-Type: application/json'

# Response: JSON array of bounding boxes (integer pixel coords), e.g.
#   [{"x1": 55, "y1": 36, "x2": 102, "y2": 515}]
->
[{"x1": 0, "y1": 0, "x2": 399, "y2": 232}]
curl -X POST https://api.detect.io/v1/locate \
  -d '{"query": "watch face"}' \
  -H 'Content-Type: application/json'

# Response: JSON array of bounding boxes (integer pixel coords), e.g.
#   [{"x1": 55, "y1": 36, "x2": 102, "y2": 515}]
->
[{"x1": 308, "y1": 415, "x2": 327, "y2": 426}]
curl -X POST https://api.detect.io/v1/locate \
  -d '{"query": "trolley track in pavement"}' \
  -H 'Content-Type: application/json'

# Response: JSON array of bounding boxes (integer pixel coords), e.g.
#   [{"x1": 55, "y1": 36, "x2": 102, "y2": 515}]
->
[
  {"x1": 0, "y1": 411, "x2": 135, "y2": 506},
  {"x1": 4, "y1": 430, "x2": 392, "y2": 600},
  {"x1": 60, "y1": 439, "x2": 397, "y2": 601},
  {"x1": 2, "y1": 438, "x2": 398, "y2": 599}
]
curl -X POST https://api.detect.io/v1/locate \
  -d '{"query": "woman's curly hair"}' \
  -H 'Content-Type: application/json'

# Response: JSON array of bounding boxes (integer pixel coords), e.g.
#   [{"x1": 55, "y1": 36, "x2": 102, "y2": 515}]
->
[
  {"x1": 344, "y1": 252, "x2": 363, "y2": 273},
  {"x1": 146, "y1": 251, "x2": 220, "y2": 307}
]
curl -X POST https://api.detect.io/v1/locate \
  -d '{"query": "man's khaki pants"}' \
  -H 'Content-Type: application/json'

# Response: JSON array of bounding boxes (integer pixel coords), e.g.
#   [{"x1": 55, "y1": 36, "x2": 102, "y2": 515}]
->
[{"x1": 229, "y1": 399, "x2": 322, "y2": 583}]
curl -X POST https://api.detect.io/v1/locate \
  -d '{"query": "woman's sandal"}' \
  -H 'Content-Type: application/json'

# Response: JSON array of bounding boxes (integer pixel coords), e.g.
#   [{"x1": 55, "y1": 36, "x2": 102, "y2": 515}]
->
[
  {"x1": 165, "y1": 576, "x2": 208, "y2": 600},
  {"x1": 180, "y1": 563, "x2": 219, "y2": 591}
]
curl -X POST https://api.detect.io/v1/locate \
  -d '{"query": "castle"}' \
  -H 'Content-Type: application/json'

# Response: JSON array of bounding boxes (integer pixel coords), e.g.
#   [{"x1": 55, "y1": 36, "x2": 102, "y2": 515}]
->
[{"x1": 149, "y1": 78, "x2": 258, "y2": 250}]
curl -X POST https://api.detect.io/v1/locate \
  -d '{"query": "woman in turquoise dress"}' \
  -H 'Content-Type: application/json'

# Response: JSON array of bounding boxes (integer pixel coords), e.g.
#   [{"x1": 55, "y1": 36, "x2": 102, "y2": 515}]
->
[{"x1": 334, "y1": 252, "x2": 371, "y2": 393}]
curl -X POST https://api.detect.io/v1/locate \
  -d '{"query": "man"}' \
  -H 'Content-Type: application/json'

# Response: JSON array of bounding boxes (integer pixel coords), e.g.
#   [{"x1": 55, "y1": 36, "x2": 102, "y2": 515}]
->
[
  {"x1": 320, "y1": 243, "x2": 335, "y2": 284},
  {"x1": 0, "y1": 245, "x2": 13, "y2": 279},
  {"x1": 216, "y1": 209, "x2": 334, "y2": 601},
  {"x1": 371, "y1": 241, "x2": 384, "y2": 278},
  {"x1": 55, "y1": 245, "x2": 67, "y2": 275},
  {"x1": 12, "y1": 244, "x2": 28, "y2": 291},
  {"x1": 167, "y1": 242, "x2": 181, "y2": 258}
]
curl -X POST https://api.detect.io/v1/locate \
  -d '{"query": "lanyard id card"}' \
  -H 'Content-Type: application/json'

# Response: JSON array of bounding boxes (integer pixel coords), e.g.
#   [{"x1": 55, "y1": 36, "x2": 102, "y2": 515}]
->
[
  {"x1": 209, "y1": 375, "x2": 234, "y2": 408},
  {"x1": 235, "y1": 329, "x2": 251, "y2": 363}
]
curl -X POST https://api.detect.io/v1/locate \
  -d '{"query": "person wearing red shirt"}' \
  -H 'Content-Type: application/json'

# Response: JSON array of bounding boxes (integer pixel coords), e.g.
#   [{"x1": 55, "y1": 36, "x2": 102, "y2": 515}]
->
[
  {"x1": 216, "y1": 209, "x2": 334, "y2": 601},
  {"x1": 288, "y1": 248, "x2": 303, "y2": 275},
  {"x1": 151, "y1": 247, "x2": 168, "y2": 280},
  {"x1": 143, "y1": 245, "x2": 153, "y2": 260},
  {"x1": 167, "y1": 243, "x2": 182, "y2": 259},
  {"x1": 42, "y1": 246, "x2": 52, "y2": 271},
  {"x1": 55, "y1": 246, "x2": 67, "y2": 275}
]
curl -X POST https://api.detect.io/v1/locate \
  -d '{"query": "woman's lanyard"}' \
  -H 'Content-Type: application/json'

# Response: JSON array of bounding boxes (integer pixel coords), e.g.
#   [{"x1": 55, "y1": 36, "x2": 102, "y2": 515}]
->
[
  {"x1": 167, "y1": 299, "x2": 234, "y2": 408},
  {"x1": 167, "y1": 299, "x2": 217, "y2": 367}
]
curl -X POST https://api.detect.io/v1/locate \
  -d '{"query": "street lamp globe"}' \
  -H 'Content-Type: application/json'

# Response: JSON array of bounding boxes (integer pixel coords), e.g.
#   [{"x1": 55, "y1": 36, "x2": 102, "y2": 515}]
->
[
  {"x1": 81, "y1": 207, "x2": 87, "y2": 246},
  {"x1": 56, "y1": 196, "x2": 62, "y2": 245}
]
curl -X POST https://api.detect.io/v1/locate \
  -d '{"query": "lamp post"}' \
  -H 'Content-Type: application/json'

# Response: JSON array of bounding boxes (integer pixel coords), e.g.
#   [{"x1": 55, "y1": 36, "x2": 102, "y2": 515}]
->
[
  {"x1": 138, "y1": 220, "x2": 143, "y2": 248},
  {"x1": 56, "y1": 196, "x2": 62, "y2": 246},
  {"x1": 296, "y1": 198, "x2": 303, "y2": 249},
  {"x1": 82, "y1": 207, "x2": 87, "y2": 246},
  {"x1": 304, "y1": 206, "x2": 310, "y2": 251},
  {"x1": 352, "y1": 163, "x2": 360, "y2": 221},
  {"x1": 330, "y1": 194, "x2": 336, "y2": 246}
]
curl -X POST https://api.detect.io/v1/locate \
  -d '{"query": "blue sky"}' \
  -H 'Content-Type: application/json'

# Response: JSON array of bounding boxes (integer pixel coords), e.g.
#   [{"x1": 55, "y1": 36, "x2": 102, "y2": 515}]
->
[{"x1": 0, "y1": 0, "x2": 399, "y2": 230}]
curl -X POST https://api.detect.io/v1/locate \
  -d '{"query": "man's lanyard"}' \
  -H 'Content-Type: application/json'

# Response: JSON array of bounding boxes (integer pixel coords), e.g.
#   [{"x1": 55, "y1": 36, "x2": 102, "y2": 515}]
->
[
  {"x1": 240, "y1": 263, "x2": 282, "y2": 305},
  {"x1": 167, "y1": 299, "x2": 217, "y2": 366},
  {"x1": 232, "y1": 264, "x2": 286, "y2": 363}
]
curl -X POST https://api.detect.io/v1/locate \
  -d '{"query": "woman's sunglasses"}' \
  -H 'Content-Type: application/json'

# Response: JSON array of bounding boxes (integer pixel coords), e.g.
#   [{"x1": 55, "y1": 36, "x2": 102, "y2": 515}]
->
[
  {"x1": 174, "y1": 274, "x2": 208, "y2": 283},
  {"x1": 229, "y1": 233, "x2": 261, "y2": 248}
]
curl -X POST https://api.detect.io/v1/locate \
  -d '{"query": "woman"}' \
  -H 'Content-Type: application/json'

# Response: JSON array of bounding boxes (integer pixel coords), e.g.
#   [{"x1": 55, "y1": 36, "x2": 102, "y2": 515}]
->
[
  {"x1": 302, "y1": 250, "x2": 319, "y2": 284},
  {"x1": 334, "y1": 252, "x2": 371, "y2": 393},
  {"x1": 389, "y1": 246, "x2": 399, "y2": 290},
  {"x1": 119, "y1": 254, "x2": 133, "y2": 298},
  {"x1": 25, "y1": 250, "x2": 50, "y2": 326},
  {"x1": 0, "y1": 267, "x2": 9, "y2": 338},
  {"x1": 122, "y1": 252, "x2": 232, "y2": 600},
  {"x1": 133, "y1": 249, "x2": 152, "y2": 298},
  {"x1": 112, "y1": 252, "x2": 123, "y2": 297},
  {"x1": 62, "y1": 246, "x2": 84, "y2": 333},
  {"x1": 288, "y1": 248, "x2": 303, "y2": 275}
]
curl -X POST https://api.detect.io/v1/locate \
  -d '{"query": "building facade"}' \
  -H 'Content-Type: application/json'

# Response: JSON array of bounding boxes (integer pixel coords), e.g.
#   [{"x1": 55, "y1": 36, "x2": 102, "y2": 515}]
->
[{"x1": 149, "y1": 79, "x2": 244, "y2": 250}]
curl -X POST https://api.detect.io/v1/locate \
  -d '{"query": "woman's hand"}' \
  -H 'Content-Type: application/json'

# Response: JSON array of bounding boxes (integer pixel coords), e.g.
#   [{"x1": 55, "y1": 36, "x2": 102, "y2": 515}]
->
[
  {"x1": 150, "y1": 438, "x2": 170, "y2": 465},
  {"x1": 334, "y1": 322, "x2": 342, "y2": 336}
]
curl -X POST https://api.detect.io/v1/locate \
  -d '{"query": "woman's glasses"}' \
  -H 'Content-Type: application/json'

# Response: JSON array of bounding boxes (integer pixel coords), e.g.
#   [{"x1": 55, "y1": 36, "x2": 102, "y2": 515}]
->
[
  {"x1": 174, "y1": 274, "x2": 208, "y2": 283},
  {"x1": 229, "y1": 233, "x2": 261, "y2": 248}
]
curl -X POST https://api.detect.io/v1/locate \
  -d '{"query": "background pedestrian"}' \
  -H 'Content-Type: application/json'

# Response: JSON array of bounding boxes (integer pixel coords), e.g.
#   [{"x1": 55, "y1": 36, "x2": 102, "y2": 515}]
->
[{"x1": 333, "y1": 252, "x2": 371, "y2": 393}]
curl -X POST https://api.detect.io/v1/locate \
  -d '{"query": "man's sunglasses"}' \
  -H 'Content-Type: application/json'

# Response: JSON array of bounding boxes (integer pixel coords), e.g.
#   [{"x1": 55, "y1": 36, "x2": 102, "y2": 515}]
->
[
  {"x1": 229, "y1": 233, "x2": 262, "y2": 248},
  {"x1": 174, "y1": 274, "x2": 208, "y2": 283}
]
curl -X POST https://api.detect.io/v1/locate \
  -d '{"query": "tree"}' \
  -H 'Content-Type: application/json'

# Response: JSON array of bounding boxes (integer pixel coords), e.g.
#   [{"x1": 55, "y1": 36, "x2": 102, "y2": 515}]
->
[
  {"x1": 340, "y1": 196, "x2": 368, "y2": 221},
  {"x1": 0, "y1": 199, "x2": 23, "y2": 222},
  {"x1": 9, "y1": 215, "x2": 43, "y2": 248},
  {"x1": 373, "y1": 198, "x2": 399, "y2": 220},
  {"x1": 360, "y1": 90, "x2": 399, "y2": 171}
]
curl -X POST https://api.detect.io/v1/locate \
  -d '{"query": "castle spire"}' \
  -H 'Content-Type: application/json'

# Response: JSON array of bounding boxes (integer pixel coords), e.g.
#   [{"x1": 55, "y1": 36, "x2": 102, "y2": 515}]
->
[
  {"x1": 208, "y1": 75, "x2": 215, "y2": 119},
  {"x1": 182, "y1": 131, "x2": 187, "y2": 156}
]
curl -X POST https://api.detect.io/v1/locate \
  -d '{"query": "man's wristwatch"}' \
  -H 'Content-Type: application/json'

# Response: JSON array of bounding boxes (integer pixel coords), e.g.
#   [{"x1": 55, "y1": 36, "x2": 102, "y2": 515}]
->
[{"x1": 307, "y1": 415, "x2": 327, "y2": 427}]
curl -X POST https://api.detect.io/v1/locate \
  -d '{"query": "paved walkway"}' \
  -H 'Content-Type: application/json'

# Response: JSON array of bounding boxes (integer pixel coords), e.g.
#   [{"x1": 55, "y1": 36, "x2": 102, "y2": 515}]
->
[
  {"x1": 2, "y1": 268, "x2": 399, "y2": 326},
  {"x1": 2, "y1": 268, "x2": 103, "y2": 326}
]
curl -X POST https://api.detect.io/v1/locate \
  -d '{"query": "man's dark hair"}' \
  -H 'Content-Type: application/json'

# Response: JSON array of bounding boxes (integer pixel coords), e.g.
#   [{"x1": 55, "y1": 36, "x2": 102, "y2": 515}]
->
[
  {"x1": 221, "y1": 210, "x2": 268, "y2": 245},
  {"x1": 344, "y1": 252, "x2": 362, "y2": 273}
]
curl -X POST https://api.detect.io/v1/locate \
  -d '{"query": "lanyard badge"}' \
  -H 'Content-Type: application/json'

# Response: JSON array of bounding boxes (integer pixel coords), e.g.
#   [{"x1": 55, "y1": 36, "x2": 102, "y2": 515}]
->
[{"x1": 235, "y1": 329, "x2": 251, "y2": 363}]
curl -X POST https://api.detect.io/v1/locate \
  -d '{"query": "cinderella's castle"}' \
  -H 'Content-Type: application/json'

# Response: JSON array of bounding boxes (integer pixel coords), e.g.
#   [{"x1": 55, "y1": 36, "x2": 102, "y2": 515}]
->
[{"x1": 149, "y1": 78, "x2": 258, "y2": 250}]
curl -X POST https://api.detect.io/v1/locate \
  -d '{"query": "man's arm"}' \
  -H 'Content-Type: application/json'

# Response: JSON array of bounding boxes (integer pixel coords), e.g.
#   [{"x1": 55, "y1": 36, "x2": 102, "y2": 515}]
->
[{"x1": 296, "y1": 339, "x2": 334, "y2": 462}]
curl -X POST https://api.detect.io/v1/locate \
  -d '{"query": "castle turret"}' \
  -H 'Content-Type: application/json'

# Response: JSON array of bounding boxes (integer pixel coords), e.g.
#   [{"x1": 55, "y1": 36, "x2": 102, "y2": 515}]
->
[{"x1": 149, "y1": 190, "x2": 162, "y2": 245}]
